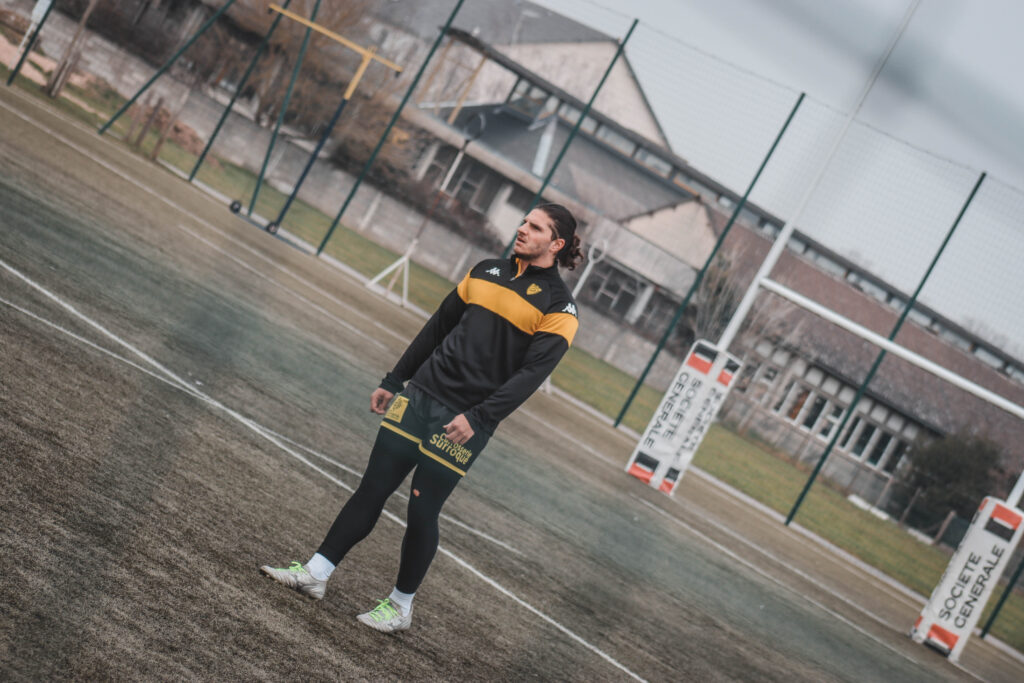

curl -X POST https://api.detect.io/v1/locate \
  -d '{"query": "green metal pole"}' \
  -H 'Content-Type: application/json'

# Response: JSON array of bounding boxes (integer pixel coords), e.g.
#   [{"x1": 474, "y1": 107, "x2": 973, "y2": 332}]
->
[
  {"x1": 613, "y1": 92, "x2": 806, "y2": 427},
  {"x1": 501, "y1": 19, "x2": 638, "y2": 259},
  {"x1": 785, "y1": 171, "x2": 986, "y2": 526},
  {"x1": 248, "y1": 0, "x2": 323, "y2": 216},
  {"x1": 189, "y1": 0, "x2": 293, "y2": 182},
  {"x1": 6, "y1": 1, "x2": 56, "y2": 86},
  {"x1": 99, "y1": 0, "x2": 237, "y2": 135},
  {"x1": 316, "y1": 0, "x2": 465, "y2": 256},
  {"x1": 980, "y1": 550, "x2": 1024, "y2": 638}
]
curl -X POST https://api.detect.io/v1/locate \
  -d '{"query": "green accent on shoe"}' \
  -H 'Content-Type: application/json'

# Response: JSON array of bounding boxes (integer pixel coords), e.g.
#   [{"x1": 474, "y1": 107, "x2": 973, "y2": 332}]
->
[{"x1": 367, "y1": 598, "x2": 400, "y2": 622}]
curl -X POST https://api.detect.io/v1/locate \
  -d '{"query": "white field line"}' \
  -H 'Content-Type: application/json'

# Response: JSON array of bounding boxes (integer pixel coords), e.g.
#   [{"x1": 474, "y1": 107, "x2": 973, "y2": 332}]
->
[
  {"x1": 631, "y1": 497, "x2": 957, "y2": 676},
  {"x1": 0, "y1": 261, "x2": 638, "y2": 681},
  {"x1": 0, "y1": 94, "x2": 405, "y2": 347}
]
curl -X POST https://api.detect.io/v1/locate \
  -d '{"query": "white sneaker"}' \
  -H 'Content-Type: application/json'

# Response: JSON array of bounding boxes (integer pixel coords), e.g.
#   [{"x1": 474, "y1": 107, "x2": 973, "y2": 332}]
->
[
  {"x1": 260, "y1": 561, "x2": 327, "y2": 600},
  {"x1": 356, "y1": 598, "x2": 413, "y2": 632}
]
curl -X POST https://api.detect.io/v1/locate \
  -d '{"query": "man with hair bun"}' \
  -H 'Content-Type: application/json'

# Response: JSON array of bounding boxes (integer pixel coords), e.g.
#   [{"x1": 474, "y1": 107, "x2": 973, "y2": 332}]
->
[{"x1": 261, "y1": 203, "x2": 582, "y2": 632}]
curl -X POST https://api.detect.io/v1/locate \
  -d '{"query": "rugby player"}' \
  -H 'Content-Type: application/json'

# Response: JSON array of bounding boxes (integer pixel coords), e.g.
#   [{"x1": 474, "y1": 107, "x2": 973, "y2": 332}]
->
[{"x1": 261, "y1": 203, "x2": 583, "y2": 632}]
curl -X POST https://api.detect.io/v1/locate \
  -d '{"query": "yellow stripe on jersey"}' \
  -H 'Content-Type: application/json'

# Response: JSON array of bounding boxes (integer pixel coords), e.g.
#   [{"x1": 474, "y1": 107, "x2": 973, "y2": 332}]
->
[
  {"x1": 536, "y1": 311, "x2": 578, "y2": 345},
  {"x1": 464, "y1": 277, "x2": 543, "y2": 334}
]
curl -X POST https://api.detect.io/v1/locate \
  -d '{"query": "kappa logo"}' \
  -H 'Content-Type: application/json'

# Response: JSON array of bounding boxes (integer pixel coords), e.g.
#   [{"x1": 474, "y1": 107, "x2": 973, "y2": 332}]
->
[
  {"x1": 485, "y1": 267, "x2": 501, "y2": 277},
  {"x1": 562, "y1": 303, "x2": 577, "y2": 316},
  {"x1": 526, "y1": 284, "x2": 542, "y2": 295}
]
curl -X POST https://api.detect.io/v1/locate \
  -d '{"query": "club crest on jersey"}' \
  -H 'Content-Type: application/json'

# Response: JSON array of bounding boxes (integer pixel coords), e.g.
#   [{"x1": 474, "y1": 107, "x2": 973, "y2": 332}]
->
[
  {"x1": 485, "y1": 267, "x2": 501, "y2": 277},
  {"x1": 526, "y1": 284, "x2": 542, "y2": 295},
  {"x1": 562, "y1": 303, "x2": 577, "y2": 316}
]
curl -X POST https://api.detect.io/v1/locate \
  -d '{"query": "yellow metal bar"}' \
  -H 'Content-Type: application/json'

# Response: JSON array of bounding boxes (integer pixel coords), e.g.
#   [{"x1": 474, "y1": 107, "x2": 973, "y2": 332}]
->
[
  {"x1": 344, "y1": 50, "x2": 375, "y2": 99},
  {"x1": 268, "y1": 3, "x2": 403, "y2": 73},
  {"x1": 446, "y1": 54, "x2": 487, "y2": 124},
  {"x1": 419, "y1": 36, "x2": 455, "y2": 110}
]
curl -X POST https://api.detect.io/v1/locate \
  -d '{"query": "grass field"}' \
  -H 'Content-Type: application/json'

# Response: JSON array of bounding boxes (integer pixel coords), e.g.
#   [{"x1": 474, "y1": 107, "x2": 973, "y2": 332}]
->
[{"x1": 2, "y1": 69, "x2": 1023, "y2": 681}]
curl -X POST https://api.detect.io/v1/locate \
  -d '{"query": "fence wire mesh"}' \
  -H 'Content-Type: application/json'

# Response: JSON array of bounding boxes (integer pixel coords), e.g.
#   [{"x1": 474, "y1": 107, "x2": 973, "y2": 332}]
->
[{"x1": 4, "y1": 0, "x2": 1024, "y2": 653}]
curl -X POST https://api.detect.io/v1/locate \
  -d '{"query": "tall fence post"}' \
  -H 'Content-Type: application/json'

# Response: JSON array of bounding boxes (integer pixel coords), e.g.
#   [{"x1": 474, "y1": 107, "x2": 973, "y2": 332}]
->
[
  {"x1": 247, "y1": 0, "x2": 323, "y2": 216},
  {"x1": 189, "y1": 0, "x2": 294, "y2": 182},
  {"x1": 316, "y1": 0, "x2": 466, "y2": 256},
  {"x1": 981, "y1": 551, "x2": 1024, "y2": 638},
  {"x1": 98, "y1": 0, "x2": 237, "y2": 135}
]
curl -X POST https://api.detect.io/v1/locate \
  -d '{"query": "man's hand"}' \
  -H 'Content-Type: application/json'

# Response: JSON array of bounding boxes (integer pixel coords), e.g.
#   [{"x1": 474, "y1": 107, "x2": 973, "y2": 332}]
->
[
  {"x1": 443, "y1": 414, "x2": 474, "y2": 445},
  {"x1": 370, "y1": 388, "x2": 395, "y2": 415}
]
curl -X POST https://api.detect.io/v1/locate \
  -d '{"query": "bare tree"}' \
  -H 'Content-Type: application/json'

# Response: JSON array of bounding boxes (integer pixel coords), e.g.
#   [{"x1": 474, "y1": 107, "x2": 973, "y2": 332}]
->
[{"x1": 44, "y1": 0, "x2": 100, "y2": 98}]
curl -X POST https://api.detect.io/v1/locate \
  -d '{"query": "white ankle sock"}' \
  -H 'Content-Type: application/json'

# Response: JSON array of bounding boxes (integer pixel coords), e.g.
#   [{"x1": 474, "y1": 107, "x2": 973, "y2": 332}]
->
[
  {"x1": 305, "y1": 553, "x2": 335, "y2": 581},
  {"x1": 388, "y1": 587, "x2": 415, "y2": 614}
]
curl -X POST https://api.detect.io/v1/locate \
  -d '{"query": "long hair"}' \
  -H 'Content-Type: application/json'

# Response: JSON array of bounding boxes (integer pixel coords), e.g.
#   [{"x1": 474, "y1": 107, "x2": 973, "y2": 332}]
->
[{"x1": 537, "y1": 203, "x2": 583, "y2": 270}]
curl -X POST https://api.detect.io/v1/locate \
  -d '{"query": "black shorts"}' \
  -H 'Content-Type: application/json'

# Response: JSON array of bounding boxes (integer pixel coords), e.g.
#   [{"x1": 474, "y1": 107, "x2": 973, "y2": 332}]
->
[{"x1": 379, "y1": 385, "x2": 489, "y2": 477}]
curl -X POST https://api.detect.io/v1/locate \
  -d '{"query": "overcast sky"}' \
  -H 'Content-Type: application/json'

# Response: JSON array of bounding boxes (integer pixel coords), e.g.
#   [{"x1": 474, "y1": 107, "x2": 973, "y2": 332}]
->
[{"x1": 531, "y1": 0, "x2": 1024, "y2": 357}]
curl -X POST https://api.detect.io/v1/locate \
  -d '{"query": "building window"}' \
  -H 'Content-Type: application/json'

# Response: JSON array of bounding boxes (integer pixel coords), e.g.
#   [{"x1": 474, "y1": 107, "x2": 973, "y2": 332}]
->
[
  {"x1": 801, "y1": 395, "x2": 827, "y2": 430},
  {"x1": 558, "y1": 102, "x2": 581, "y2": 125},
  {"x1": 907, "y1": 307, "x2": 932, "y2": 329},
  {"x1": 595, "y1": 125, "x2": 637, "y2": 156},
  {"x1": 632, "y1": 289, "x2": 676, "y2": 334},
  {"x1": 773, "y1": 380, "x2": 795, "y2": 413},
  {"x1": 507, "y1": 79, "x2": 550, "y2": 119},
  {"x1": 851, "y1": 422, "x2": 877, "y2": 457},
  {"x1": 882, "y1": 440, "x2": 909, "y2": 473},
  {"x1": 581, "y1": 262, "x2": 642, "y2": 319},
  {"x1": 973, "y1": 346, "x2": 1004, "y2": 370},
  {"x1": 786, "y1": 386, "x2": 811, "y2": 422},
  {"x1": 423, "y1": 145, "x2": 458, "y2": 187},
  {"x1": 633, "y1": 149, "x2": 672, "y2": 177},
  {"x1": 435, "y1": 156, "x2": 505, "y2": 214},
  {"x1": 739, "y1": 208, "x2": 760, "y2": 227},
  {"x1": 759, "y1": 366, "x2": 779, "y2": 386},
  {"x1": 735, "y1": 362, "x2": 759, "y2": 393},
  {"x1": 506, "y1": 184, "x2": 535, "y2": 212},
  {"x1": 846, "y1": 272, "x2": 890, "y2": 303},
  {"x1": 812, "y1": 252, "x2": 848, "y2": 279},
  {"x1": 866, "y1": 431, "x2": 893, "y2": 466},
  {"x1": 818, "y1": 404, "x2": 844, "y2": 439},
  {"x1": 786, "y1": 237, "x2": 808, "y2": 254},
  {"x1": 840, "y1": 416, "x2": 861, "y2": 449}
]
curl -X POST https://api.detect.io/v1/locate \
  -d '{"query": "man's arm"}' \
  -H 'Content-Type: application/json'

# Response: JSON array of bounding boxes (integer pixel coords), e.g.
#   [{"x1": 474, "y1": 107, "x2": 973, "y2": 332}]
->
[
  {"x1": 465, "y1": 324, "x2": 574, "y2": 430},
  {"x1": 380, "y1": 275, "x2": 469, "y2": 394}
]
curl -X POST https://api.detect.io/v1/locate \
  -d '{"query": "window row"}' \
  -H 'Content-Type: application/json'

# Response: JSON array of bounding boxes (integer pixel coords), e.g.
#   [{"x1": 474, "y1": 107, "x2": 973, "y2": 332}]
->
[{"x1": 770, "y1": 378, "x2": 911, "y2": 474}]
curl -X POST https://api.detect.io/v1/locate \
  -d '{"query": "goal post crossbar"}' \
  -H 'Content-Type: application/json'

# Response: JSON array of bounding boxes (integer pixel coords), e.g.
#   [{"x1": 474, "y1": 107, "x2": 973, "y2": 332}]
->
[
  {"x1": 759, "y1": 277, "x2": 1024, "y2": 423},
  {"x1": 758, "y1": 277, "x2": 1024, "y2": 507}
]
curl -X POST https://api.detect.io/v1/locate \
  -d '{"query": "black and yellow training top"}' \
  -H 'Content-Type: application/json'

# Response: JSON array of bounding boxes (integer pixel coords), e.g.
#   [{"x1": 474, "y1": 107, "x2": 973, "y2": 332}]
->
[{"x1": 380, "y1": 255, "x2": 579, "y2": 434}]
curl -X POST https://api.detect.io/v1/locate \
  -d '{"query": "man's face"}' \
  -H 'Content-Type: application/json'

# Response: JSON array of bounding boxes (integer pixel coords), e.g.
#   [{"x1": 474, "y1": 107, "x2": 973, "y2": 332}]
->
[{"x1": 513, "y1": 208, "x2": 563, "y2": 263}]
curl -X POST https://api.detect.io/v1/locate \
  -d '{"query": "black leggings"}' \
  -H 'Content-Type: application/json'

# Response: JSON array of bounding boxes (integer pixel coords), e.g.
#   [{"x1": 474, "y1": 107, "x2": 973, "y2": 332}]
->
[{"x1": 316, "y1": 427, "x2": 462, "y2": 593}]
